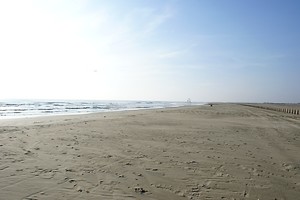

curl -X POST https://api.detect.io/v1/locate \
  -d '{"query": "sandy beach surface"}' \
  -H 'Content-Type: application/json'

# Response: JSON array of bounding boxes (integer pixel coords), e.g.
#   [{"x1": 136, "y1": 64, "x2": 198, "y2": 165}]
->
[{"x1": 0, "y1": 104, "x2": 299, "y2": 200}]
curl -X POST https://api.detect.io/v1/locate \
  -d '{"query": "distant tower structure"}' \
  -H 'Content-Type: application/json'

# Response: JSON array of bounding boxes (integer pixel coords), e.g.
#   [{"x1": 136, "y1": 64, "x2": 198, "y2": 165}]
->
[{"x1": 187, "y1": 98, "x2": 191, "y2": 104}]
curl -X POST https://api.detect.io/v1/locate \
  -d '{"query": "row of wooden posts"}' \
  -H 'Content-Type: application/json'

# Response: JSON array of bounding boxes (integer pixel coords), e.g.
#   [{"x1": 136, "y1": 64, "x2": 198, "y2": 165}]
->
[{"x1": 242, "y1": 104, "x2": 300, "y2": 115}]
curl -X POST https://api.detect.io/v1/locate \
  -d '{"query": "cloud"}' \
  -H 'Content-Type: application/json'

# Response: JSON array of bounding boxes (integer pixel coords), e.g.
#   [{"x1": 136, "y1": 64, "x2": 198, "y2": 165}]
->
[
  {"x1": 158, "y1": 50, "x2": 183, "y2": 58},
  {"x1": 143, "y1": 6, "x2": 173, "y2": 34},
  {"x1": 98, "y1": 5, "x2": 174, "y2": 50}
]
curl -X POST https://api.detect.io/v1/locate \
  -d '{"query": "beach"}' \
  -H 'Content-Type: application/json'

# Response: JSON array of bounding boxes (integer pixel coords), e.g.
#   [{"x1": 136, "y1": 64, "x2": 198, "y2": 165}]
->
[{"x1": 0, "y1": 104, "x2": 299, "y2": 200}]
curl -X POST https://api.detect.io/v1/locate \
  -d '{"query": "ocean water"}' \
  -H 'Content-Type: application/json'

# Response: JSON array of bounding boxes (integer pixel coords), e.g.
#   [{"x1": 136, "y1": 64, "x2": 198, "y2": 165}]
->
[{"x1": 0, "y1": 100, "x2": 203, "y2": 119}]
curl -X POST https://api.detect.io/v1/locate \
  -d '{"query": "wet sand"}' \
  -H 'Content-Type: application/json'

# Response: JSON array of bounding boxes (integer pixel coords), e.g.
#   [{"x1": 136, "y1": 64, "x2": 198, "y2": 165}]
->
[{"x1": 0, "y1": 104, "x2": 299, "y2": 200}]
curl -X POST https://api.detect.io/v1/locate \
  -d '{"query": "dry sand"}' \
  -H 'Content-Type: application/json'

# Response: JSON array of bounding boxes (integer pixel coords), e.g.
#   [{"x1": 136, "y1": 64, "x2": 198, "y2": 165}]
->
[{"x1": 0, "y1": 104, "x2": 299, "y2": 200}]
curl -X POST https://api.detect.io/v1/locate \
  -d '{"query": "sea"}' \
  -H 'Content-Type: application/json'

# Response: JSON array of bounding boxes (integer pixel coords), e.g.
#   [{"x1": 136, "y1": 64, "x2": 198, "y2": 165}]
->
[{"x1": 0, "y1": 99, "x2": 203, "y2": 119}]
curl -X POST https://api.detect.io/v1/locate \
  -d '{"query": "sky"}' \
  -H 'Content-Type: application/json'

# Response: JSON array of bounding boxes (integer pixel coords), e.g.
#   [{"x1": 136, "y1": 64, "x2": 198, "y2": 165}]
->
[{"x1": 0, "y1": 0, "x2": 299, "y2": 102}]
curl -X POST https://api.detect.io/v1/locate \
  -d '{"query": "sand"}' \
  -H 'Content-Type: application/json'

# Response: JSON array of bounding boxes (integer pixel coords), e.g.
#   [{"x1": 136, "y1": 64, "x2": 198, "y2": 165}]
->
[{"x1": 0, "y1": 104, "x2": 299, "y2": 200}]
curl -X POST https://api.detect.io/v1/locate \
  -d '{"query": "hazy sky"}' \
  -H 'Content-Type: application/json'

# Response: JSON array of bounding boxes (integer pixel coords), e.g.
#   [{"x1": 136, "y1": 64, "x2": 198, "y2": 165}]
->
[{"x1": 0, "y1": 0, "x2": 299, "y2": 102}]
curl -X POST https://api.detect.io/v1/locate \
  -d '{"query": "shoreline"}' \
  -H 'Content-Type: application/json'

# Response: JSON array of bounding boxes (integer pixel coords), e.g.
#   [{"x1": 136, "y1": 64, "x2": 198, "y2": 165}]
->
[
  {"x1": 0, "y1": 99, "x2": 203, "y2": 120},
  {"x1": 0, "y1": 104, "x2": 299, "y2": 199},
  {"x1": 0, "y1": 105, "x2": 200, "y2": 126}
]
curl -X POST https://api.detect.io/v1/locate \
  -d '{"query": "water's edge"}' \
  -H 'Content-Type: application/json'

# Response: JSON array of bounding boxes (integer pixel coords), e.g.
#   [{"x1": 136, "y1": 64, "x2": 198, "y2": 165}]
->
[{"x1": 0, "y1": 100, "x2": 204, "y2": 119}]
